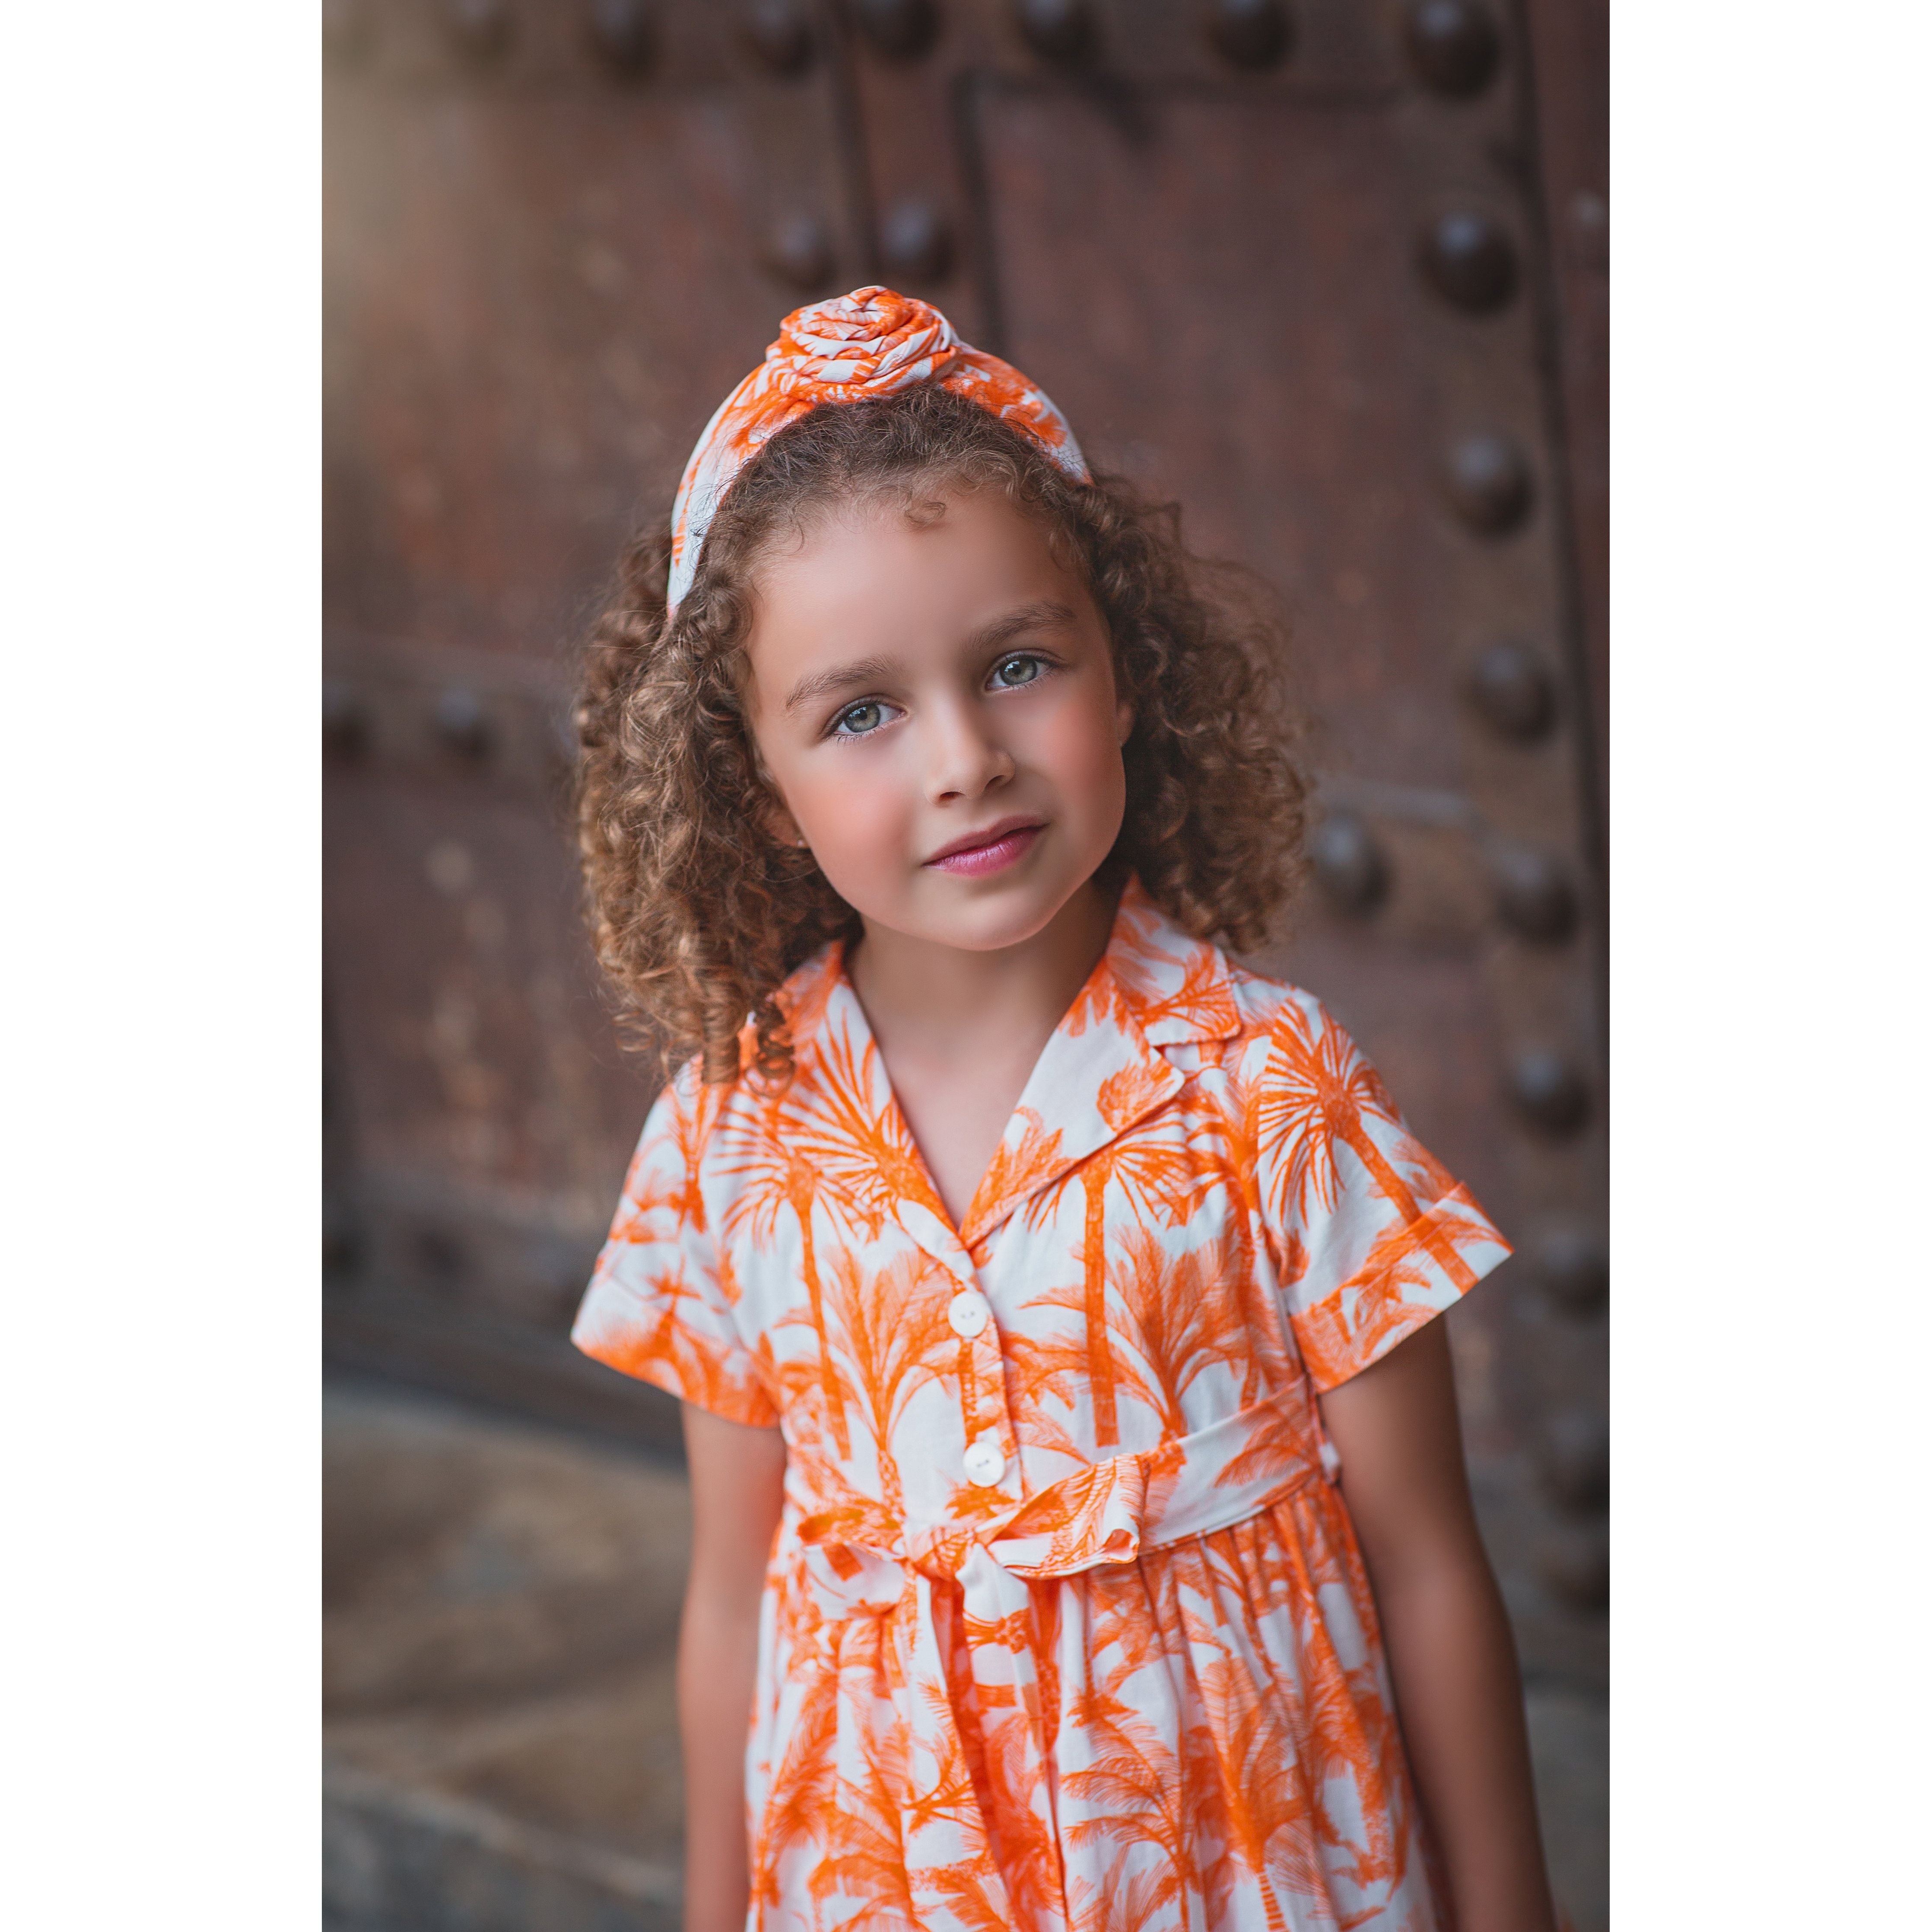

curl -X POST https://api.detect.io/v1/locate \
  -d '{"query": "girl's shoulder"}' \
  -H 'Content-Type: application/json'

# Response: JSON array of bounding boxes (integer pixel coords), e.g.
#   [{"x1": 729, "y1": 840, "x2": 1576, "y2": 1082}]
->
[
  {"x1": 642, "y1": 941, "x2": 846, "y2": 1160},
  {"x1": 1228, "y1": 961, "x2": 1360, "y2": 1061},
  {"x1": 1187, "y1": 956, "x2": 1368, "y2": 1100},
  {"x1": 1110, "y1": 887, "x2": 1355, "y2": 1078}
]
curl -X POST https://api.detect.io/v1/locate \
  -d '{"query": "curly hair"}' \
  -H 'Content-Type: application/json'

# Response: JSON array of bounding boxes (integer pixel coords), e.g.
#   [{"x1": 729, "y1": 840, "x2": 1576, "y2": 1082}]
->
[{"x1": 575, "y1": 385, "x2": 1306, "y2": 1084}]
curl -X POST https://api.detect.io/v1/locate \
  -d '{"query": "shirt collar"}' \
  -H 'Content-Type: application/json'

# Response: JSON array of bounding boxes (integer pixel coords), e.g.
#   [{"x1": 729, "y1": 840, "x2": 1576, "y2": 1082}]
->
[{"x1": 777, "y1": 880, "x2": 1244, "y2": 1266}]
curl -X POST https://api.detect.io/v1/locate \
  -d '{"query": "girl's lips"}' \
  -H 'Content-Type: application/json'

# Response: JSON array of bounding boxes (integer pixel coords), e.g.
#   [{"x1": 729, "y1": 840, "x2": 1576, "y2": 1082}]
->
[{"x1": 924, "y1": 820, "x2": 1045, "y2": 877}]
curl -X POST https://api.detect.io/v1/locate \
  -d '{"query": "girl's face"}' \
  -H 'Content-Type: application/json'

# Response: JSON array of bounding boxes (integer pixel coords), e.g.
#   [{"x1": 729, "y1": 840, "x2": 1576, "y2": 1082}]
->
[{"x1": 743, "y1": 487, "x2": 1131, "y2": 956}]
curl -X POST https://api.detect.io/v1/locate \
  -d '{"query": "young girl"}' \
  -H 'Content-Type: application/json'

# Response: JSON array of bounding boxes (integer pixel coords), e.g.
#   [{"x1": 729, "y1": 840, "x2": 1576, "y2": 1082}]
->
[{"x1": 572, "y1": 288, "x2": 1557, "y2": 1932}]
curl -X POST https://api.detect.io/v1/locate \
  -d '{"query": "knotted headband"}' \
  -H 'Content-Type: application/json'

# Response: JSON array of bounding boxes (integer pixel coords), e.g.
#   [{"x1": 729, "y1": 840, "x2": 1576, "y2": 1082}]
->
[{"x1": 666, "y1": 285, "x2": 1090, "y2": 612}]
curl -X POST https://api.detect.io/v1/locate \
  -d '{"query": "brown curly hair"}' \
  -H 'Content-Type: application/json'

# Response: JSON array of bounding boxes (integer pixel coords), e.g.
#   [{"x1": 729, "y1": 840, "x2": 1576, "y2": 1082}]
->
[{"x1": 575, "y1": 385, "x2": 1306, "y2": 1084}]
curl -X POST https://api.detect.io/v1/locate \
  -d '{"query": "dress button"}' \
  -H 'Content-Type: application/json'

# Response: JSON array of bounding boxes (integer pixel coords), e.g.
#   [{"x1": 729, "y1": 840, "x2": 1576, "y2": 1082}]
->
[
  {"x1": 947, "y1": 1290, "x2": 991, "y2": 1339},
  {"x1": 962, "y1": 1439, "x2": 1006, "y2": 1487}
]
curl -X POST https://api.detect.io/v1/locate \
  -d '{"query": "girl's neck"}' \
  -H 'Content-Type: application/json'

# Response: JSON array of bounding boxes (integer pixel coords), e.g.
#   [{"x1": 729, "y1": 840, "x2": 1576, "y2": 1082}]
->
[
  {"x1": 847, "y1": 876, "x2": 1119, "y2": 1064},
  {"x1": 845, "y1": 878, "x2": 1119, "y2": 1225}
]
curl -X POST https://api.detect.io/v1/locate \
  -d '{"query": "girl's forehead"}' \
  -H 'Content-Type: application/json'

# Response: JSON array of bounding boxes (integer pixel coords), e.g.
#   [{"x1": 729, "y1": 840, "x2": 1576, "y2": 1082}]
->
[
  {"x1": 784, "y1": 480, "x2": 1046, "y2": 556},
  {"x1": 758, "y1": 487, "x2": 1077, "y2": 624}
]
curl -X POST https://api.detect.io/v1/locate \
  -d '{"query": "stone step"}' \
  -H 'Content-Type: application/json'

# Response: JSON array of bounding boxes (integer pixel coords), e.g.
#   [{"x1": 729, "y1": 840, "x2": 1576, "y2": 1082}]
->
[
  {"x1": 325, "y1": 1378, "x2": 691, "y2": 1929},
  {"x1": 325, "y1": 1759, "x2": 680, "y2": 1932}
]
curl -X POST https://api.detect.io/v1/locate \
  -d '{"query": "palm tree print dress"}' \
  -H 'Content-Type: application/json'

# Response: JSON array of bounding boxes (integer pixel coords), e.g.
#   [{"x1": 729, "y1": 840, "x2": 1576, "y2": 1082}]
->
[{"x1": 573, "y1": 882, "x2": 1510, "y2": 1932}]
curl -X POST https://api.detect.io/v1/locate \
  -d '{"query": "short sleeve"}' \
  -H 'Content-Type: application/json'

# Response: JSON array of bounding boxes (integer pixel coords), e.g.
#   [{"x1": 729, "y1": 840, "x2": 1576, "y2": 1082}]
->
[
  {"x1": 571, "y1": 1065, "x2": 780, "y2": 1428},
  {"x1": 1253, "y1": 994, "x2": 1512, "y2": 1393}
]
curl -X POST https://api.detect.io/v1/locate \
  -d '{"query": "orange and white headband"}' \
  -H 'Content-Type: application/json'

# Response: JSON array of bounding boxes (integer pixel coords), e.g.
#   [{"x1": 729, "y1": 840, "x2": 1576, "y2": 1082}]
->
[{"x1": 666, "y1": 285, "x2": 1090, "y2": 612}]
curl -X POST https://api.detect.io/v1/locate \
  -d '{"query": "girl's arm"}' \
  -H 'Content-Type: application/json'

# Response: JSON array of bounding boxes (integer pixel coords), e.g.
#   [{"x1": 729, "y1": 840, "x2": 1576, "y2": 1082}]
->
[
  {"x1": 1318, "y1": 1316, "x2": 1560, "y2": 1932},
  {"x1": 678, "y1": 1405, "x2": 788, "y2": 1932}
]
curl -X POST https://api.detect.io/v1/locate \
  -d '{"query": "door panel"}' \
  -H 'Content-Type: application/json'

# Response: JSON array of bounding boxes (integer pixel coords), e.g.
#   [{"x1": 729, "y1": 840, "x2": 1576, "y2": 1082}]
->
[
  {"x1": 324, "y1": 0, "x2": 871, "y2": 1436},
  {"x1": 325, "y1": 34, "x2": 859, "y2": 654}
]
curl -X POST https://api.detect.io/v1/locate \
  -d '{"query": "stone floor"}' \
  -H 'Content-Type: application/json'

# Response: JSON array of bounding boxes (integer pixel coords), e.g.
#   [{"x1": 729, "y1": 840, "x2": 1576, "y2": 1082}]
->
[{"x1": 324, "y1": 1377, "x2": 1606, "y2": 1931}]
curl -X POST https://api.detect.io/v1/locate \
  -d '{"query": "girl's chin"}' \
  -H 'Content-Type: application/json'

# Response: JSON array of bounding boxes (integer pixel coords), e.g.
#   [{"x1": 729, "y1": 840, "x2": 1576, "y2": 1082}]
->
[{"x1": 856, "y1": 874, "x2": 1094, "y2": 954}]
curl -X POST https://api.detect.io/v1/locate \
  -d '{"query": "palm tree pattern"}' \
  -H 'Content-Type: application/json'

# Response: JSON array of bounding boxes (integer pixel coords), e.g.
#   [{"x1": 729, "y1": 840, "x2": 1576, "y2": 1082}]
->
[{"x1": 574, "y1": 883, "x2": 1510, "y2": 1930}]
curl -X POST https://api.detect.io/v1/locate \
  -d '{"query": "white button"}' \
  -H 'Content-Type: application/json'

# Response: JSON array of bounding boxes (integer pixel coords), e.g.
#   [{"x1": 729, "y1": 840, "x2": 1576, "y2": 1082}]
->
[
  {"x1": 947, "y1": 1291, "x2": 990, "y2": 1339},
  {"x1": 962, "y1": 1440, "x2": 1006, "y2": 1487}
]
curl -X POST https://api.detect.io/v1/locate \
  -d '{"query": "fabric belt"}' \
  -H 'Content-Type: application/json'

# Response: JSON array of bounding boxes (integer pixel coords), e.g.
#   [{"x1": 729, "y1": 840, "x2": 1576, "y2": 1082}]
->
[{"x1": 797, "y1": 1382, "x2": 1337, "y2": 1604}]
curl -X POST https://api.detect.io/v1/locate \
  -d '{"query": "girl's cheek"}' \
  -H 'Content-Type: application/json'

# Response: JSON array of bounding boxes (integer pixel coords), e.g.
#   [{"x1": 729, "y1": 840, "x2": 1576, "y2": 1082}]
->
[
  {"x1": 795, "y1": 748, "x2": 911, "y2": 852},
  {"x1": 1034, "y1": 687, "x2": 1127, "y2": 806}
]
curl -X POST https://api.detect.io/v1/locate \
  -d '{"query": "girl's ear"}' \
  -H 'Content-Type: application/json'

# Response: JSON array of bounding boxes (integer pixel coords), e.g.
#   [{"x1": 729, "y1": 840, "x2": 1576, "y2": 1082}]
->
[{"x1": 1115, "y1": 694, "x2": 1135, "y2": 747}]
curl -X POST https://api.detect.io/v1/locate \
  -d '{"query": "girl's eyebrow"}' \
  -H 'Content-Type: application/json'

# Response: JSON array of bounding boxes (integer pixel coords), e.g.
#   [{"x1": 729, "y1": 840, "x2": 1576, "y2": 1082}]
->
[
  {"x1": 783, "y1": 654, "x2": 899, "y2": 714},
  {"x1": 969, "y1": 599, "x2": 1077, "y2": 657}
]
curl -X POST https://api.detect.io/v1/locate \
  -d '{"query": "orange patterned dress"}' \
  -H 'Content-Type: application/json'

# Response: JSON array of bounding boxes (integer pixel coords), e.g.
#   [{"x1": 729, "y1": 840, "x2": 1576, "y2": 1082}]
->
[{"x1": 573, "y1": 882, "x2": 1509, "y2": 1932}]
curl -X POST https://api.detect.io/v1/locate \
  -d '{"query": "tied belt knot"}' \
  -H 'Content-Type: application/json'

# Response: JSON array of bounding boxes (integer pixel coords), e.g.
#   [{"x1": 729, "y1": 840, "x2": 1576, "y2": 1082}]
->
[{"x1": 794, "y1": 1385, "x2": 1339, "y2": 1614}]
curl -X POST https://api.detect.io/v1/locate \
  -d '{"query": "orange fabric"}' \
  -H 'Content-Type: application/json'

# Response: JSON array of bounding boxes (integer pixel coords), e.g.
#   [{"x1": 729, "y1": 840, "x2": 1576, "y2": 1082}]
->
[
  {"x1": 574, "y1": 883, "x2": 1511, "y2": 1929},
  {"x1": 666, "y1": 285, "x2": 1089, "y2": 610}
]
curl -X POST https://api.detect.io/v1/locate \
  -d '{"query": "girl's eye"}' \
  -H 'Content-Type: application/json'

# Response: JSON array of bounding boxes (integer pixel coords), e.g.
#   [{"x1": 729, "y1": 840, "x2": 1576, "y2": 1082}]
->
[
  {"x1": 831, "y1": 701, "x2": 888, "y2": 737},
  {"x1": 991, "y1": 653, "x2": 1044, "y2": 689}
]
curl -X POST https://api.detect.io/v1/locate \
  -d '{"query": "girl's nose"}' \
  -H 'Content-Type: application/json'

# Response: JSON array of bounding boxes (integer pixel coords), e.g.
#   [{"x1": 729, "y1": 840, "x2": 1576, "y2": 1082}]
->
[{"x1": 923, "y1": 704, "x2": 1015, "y2": 804}]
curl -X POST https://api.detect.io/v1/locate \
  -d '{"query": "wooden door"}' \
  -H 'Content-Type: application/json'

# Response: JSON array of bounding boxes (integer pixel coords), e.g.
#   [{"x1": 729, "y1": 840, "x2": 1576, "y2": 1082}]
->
[{"x1": 324, "y1": 0, "x2": 1606, "y2": 1687}]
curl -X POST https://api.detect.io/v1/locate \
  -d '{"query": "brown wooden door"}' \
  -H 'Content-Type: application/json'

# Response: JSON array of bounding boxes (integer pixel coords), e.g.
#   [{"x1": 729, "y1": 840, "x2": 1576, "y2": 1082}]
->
[{"x1": 324, "y1": 0, "x2": 1605, "y2": 1685}]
